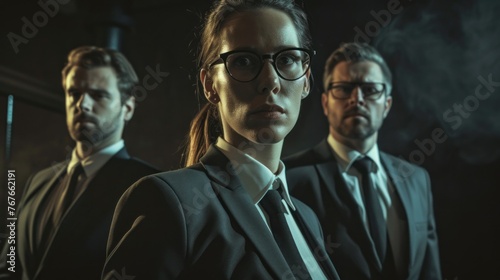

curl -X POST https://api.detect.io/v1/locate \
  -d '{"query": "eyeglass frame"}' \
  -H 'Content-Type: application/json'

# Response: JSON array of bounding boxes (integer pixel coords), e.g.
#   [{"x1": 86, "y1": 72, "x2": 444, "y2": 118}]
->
[
  {"x1": 326, "y1": 82, "x2": 387, "y2": 100},
  {"x1": 208, "y1": 47, "x2": 316, "y2": 82}
]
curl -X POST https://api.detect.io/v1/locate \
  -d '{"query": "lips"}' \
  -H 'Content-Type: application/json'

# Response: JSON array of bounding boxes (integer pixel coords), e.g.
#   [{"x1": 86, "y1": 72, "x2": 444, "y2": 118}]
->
[
  {"x1": 251, "y1": 104, "x2": 285, "y2": 114},
  {"x1": 249, "y1": 104, "x2": 285, "y2": 120}
]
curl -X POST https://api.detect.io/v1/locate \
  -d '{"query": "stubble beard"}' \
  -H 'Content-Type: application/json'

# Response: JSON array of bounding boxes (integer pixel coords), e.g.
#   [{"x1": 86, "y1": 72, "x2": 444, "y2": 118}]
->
[
  {"x1": 69, "y1": 112, "x2": 123, "y2": 156},
  {"x1": 338, "y1": 118, "x2": 377, "y2": 141}
]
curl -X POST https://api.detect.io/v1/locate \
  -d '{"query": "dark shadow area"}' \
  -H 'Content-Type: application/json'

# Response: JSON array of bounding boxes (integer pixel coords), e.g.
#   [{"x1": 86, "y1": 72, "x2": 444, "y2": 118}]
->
[{"x1": 1, "y1": 0, "x2": 499, "y2": 278}]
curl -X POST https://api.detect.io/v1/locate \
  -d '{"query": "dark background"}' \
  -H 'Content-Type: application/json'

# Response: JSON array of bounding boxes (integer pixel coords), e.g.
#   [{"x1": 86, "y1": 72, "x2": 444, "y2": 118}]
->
[{"x1": 1, "y1": 0, "x2": 499, "y2": 279}]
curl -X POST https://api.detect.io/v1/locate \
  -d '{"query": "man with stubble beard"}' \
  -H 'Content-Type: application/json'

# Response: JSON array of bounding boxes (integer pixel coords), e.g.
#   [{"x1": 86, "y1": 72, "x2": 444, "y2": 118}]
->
[
  {"x1": 0, "y1": 46, "x2": 158, "y2": 280},
  {"x1": 285, "y1": 43, "x2": 441, "y2": 280}
]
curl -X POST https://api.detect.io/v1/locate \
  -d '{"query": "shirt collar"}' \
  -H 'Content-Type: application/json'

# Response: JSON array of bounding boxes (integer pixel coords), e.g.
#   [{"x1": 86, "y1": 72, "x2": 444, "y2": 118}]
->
[
  {"x1": 68, "y1": 140, "x2": 124, "y2": 178},
  {"x1": 327, "y1": 134, "x2": 382, "y2": 173},
  {"x1": 215, "y1": 137, "x2": 295, "y2": 211}
]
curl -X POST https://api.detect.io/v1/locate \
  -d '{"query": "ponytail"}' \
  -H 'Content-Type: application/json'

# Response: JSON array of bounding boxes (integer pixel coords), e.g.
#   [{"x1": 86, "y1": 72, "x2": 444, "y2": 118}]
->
[{"x1": 183, "y1": 103, "x2": 221, "y2": 166}]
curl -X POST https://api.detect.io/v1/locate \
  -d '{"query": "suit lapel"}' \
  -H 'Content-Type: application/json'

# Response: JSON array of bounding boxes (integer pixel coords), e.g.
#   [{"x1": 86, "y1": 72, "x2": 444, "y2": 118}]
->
[
  {"x1": 380, "y1": 153, "x2": 412, "y2": 274},
  {"x1": 200, "y1": 146, "x2": 293, "y2": 279},
  {"x1": 313, "y1": 140, "x2": 383, "y2": 271},
  {"x1": 290, "y1": 200, "x2": 340, "y2": 280},
  {"x1": 21, "y1": 162, "x2": 67, "y2": 259},
  {"x1": 22, "y1": 162, "x2": 67, "y2": 209}
]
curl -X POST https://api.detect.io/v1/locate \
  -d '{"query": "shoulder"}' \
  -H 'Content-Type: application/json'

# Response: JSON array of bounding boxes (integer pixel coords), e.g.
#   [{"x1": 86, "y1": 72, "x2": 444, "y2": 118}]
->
[
  {"x1": 29, "y1": 161, "x2": 67, "y2": 182},
  {"x1": 24, "y1": 161, "x2": 66, "y2": 191},
  {"x1": 16, "y1": 161, "x2": 67, "y2": 209},
  {"x1": 126, "y1": 164, "x2": 211, "y2": 201},
  {"x1": 284, "y1": 140, "x2": 332, "y2": 169},
  {"x1": 101, "y1": 154, "x2": 161, "y2": 188},
  {"x1": 152, "y1": 164, "x2": 209, "y2": 187},
  {"x1": 291, "y1": 197, "x2": 317, "y2": 219},
  {"x1": 117, "y1": 164, "x2": 223, "y2": 228},
  {"x1": 380, "y1": 152, "x2": 429, "y2": 179},
  {"x1": 118, "y1": 156, "x2": 160, "y2": 174}
]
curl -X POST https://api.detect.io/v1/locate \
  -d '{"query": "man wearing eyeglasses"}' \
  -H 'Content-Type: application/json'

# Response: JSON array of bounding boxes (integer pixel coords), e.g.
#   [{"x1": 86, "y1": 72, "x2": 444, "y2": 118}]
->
[{"x1": 285, "y1": 43, "x2": 441, "y2": 280}]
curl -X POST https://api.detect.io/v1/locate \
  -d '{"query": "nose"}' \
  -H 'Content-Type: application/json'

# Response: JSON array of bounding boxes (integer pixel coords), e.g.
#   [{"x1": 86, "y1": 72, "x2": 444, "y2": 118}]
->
[
  {"x1": 348, "y1": 86, "x2": 366, "y2": 105},
  {"x1": 257, "y1": 60, "x2": 280, "y2": 95},
  {"x1": 76, "y1": 93, "x2": 93, "y2": 112}
]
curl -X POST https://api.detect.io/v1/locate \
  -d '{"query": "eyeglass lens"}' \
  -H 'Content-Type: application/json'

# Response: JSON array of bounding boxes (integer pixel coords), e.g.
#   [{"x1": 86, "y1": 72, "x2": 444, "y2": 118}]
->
[
  {"x1": 329, "y1": 83, "x2": 385, "y2": 100},
  {"x1": 225, "y1": 49, "x2": 310, "y2": 82}
]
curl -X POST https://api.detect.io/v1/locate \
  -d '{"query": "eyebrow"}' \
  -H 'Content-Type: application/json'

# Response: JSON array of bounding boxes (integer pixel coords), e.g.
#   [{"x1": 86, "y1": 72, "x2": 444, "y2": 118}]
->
[
  {"x1": 227, "y1": 45, "x2": 302, "y2": 53},
  {"x1": 66, "y1": 87, "x2": 112, "y2": 96},
  {"x1": 91, "y1": 89, "x2": 112, "y2": 96}
]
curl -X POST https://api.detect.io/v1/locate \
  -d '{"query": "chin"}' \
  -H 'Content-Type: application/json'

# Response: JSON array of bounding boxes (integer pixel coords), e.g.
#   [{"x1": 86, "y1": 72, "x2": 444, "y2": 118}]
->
[
  {"x1": 70, "y1": 129, "x2": 100, "y2": 145},
  {"x1": 347, "y1": 128, "x2": 376, "y2": 140},
  {"x1": 256, "y1": 125, "x2": 290, "y2": 144}
]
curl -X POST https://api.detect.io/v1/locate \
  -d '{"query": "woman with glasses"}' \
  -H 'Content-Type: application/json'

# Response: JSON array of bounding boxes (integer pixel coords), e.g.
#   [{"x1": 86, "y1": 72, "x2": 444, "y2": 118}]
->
[{"x1": 103, "y1": 0, "x2": 339, "y2": 279}]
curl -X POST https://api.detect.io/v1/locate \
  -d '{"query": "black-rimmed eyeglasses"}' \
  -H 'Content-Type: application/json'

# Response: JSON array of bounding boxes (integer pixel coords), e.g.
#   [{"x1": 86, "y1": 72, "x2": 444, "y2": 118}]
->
[
  {"x1": 327, "y1": 82, "x2": 386, "y2": 101},
  {"x1": 209, "y1": 48, "x2": 315, "y2": 82}
]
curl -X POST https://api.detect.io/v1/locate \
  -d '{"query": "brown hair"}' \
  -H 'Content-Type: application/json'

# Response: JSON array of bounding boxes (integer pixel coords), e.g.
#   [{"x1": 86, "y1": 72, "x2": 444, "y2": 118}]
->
[
  {"x1": 184, "y1": 0, "x2": 313, "y2": 166},
  {"x1": 323, "y1": 42, "x2": 393, "y2": 95},
  {"x1": 61, "y1": 46, "x2": 139, "y2": 103}
]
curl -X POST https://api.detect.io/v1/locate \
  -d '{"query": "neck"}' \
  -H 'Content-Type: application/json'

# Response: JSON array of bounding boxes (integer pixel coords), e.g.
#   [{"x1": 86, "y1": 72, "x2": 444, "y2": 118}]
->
[
  {"x1": 75, "y1": 138, "x2": 120, "y2": 160},
  {"x1": 250, "y1": 142, "x2": 283, "y2": 174},
  {"x1": 230, "y1": 139, "x2": 283, "y2": 173}
]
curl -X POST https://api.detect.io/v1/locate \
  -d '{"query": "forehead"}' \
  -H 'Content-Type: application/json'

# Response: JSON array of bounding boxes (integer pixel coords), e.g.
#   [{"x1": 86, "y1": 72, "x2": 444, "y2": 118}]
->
[
  {"x1": 219, "y1": 7, "x2": 300, "y2": 53},
  {"x1": 331, "y1": 61, "x2": 384, "y2": 82},
  {"x1": 65, "y1": 66, "x2": 119, "y2": 89}
]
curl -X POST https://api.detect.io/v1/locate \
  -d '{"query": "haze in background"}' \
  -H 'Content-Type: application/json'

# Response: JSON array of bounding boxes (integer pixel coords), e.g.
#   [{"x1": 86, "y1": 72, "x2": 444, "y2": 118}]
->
[{"x1": 375, "y1": 0, "x2": 500, "y2": 164}]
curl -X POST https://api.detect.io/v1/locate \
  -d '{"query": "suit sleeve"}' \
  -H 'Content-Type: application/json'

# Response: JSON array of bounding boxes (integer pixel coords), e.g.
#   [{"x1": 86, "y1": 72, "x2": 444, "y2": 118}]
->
[
  {"x1": 102, "y1": 176, "x2": 188, "y2": 280},
  {"x1": 419, "y1": 170, "x2": 442, "y2": 280}
]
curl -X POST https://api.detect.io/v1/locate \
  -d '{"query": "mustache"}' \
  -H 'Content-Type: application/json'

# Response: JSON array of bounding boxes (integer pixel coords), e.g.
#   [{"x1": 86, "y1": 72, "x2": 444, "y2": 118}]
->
[
  {"x1": 343, "y1": 107, "x2": 370, "y2": 119},
  {"x1": 73, "y1": 113, "x2": 98, "y2": 124}
]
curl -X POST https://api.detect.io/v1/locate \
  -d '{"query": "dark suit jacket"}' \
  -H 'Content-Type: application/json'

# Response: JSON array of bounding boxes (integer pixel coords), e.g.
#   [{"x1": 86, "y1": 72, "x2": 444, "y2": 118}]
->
[
  {"x1": 284, "y1": 140, "x2": 441, "y2": 280},
  {"x1": 103, "y1": 145, "x2": 340, "y2": 280},
  {"x1": 0, "y1": 148, "x2": 158, "y2": 280}
]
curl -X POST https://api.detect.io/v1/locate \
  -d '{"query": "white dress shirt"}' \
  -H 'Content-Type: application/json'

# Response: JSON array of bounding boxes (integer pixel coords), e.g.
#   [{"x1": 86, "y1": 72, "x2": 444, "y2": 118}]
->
[
  {"x1": 216, "y1": 137, "x2": 327, "y2": 279},
  {"x1": 327, "y1": 135, "x2": 407, "y2": 274}
]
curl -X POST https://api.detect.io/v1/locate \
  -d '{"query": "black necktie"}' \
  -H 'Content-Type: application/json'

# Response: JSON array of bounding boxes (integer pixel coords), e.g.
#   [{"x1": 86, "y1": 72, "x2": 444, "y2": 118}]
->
[
  {"x1": 260, "y1": 182, "x2": 312, "y2": 280},
  {"x1": 353, "y1": 157, "x2": 387, "y2": 263},
  {"x1": 52, "y1": 163, "x2": 84, "y2": 226}
]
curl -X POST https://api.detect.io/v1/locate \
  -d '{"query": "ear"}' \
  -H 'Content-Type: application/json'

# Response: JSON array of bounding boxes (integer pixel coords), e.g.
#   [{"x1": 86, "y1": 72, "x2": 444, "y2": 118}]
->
[
  {"x1": 383, "y1": 95, "x2": 392, "y2": 118},
  {"x1": 200, "y1": 68, "x2": 219, "y2": 104},
  {"x1": 321, "y1": 92, "x2": 329, "y2": 117},
  {"x1": 123, "y1": 96, "x2": 135, "y2": 121},
  {"x1": 301, "y1": 69, "x2": 311, "y2": 99}
]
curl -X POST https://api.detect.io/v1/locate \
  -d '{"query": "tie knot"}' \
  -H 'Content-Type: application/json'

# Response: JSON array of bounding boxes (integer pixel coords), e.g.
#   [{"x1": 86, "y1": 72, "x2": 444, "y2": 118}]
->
[
  {"x1": 260, "y1": 188, "x2": 285, "y2": 216},
  {"x1": 69, "y1": 163, "x2": 85, "y2": 180},
  {"x1": 353, "y1": 156, "x2": 374, "y2": 175},
  {"x1": 72, "y1": 162, "x2": 83, "y2": 173}
]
